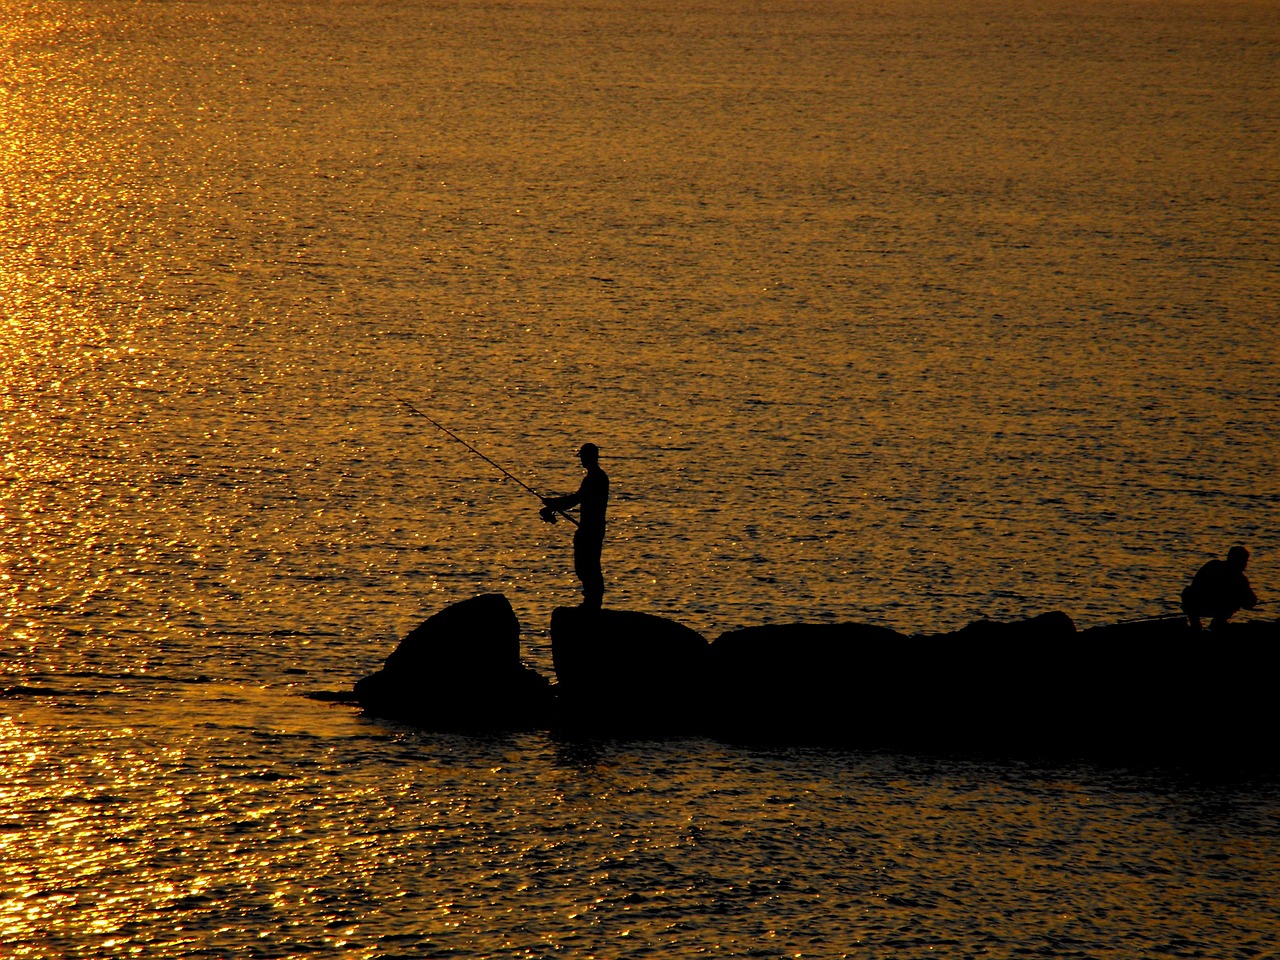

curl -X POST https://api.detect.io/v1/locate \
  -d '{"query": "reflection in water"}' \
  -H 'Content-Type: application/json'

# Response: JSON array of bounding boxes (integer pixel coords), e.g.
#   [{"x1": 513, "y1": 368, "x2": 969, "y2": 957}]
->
[{"x1": 6, "y1": 695, "x2": 1280, "y2": 958}]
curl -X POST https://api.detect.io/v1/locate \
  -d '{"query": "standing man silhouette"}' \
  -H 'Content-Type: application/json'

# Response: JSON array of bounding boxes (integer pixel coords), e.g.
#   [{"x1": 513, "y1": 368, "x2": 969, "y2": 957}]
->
[{"x1": 541, "y1": 443, "x2": 609, "y2": 609}]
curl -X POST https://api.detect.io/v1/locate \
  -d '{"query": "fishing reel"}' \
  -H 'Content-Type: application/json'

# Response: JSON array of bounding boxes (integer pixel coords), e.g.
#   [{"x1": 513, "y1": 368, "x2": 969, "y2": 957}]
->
[{"x1": 539, "y1": 506, "x2": 559, "y2": 524}]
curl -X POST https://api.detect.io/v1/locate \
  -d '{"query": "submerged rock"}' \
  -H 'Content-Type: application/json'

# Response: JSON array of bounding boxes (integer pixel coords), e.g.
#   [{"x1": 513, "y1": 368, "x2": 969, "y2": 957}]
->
[
  {"x1": 354, "y1": 593, "x2": 552, "y2": 729},
  {"x1": 551, "y1": 606, "x2": 711, "y2": 733}
]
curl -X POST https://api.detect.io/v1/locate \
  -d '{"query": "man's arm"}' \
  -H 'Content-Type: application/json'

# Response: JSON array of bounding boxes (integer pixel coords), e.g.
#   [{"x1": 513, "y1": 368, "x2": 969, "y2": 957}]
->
[{"x1": 543, "y1": 476, "x2": 589, "y2": 512}]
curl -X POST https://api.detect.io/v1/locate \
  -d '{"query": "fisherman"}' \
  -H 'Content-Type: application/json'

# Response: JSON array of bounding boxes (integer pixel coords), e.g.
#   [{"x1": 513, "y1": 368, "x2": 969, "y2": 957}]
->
[
  {"x1": 1180, "y1": 545, "x2": 1259, "y2": 631},
  {"x1": 540, "y1": 443, "x2": 609, "y2": 610}
]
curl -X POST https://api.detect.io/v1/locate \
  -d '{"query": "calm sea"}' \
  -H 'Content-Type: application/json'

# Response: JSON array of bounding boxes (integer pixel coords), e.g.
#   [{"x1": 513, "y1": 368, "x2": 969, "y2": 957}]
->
[{"x1": 3, "y1": 0, "x2": 1278, "y2": 956}]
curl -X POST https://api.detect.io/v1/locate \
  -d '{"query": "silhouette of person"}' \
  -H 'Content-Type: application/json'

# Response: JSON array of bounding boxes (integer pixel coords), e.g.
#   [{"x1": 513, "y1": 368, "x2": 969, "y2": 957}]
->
[
  {"x1": 540, "y1": 443, "x2": 609, "y2": 610},
  {"x1": 1180, "y1": 545, "x2": 1258, "y2": 631}
]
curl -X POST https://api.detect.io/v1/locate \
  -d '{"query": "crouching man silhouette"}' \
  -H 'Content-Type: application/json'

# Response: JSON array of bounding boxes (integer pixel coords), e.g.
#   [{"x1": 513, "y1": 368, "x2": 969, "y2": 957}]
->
[{"x1": 1180, "y1": 545, "x2": 1259, "y2": 631}]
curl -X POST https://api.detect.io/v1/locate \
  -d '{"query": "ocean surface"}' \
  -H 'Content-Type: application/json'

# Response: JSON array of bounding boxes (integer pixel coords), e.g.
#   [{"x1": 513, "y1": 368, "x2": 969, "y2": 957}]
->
[{"x1": 3, "y1": 0, "x2": 1279, "y2": 956}]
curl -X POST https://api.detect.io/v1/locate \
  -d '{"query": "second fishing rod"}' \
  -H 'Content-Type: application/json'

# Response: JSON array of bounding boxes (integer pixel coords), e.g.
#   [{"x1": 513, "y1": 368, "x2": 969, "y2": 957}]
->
[{"x1": 392, "y1": 394, "x2": 580, "y2": 527}]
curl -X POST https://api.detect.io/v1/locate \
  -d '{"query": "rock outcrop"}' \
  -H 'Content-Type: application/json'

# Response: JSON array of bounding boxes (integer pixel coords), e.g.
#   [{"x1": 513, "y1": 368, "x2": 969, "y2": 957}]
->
[
  {"x1": 1065, "y1": 616, "x2": 1280, "y2": 765},
  {"x1": 708, "y1": 621, "x2": 910, "y2": 744},
  {"x1": 907, "y1": 610, "x2": 1080, "y2": 754},
  {"x1": 551, "y1": 606, "x2": 711, "y2": 733},
  {"x1": 350, "y1": 594, "x2": 1280, "y2": 768},
  {"x1": 353, "y1": 593, "x2": 553, "y2": 729},
  {"x1": 706, "y1": 612, "x2": 1081, "y2": 750}
]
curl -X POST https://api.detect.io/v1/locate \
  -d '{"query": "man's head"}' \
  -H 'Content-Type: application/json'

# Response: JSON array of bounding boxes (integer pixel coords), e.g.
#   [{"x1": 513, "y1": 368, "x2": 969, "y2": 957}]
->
[
  {"x1": 1227, "y1": 545, "x2": 1250, "y2": 570},
  {"x1": 578, "y1": 442, "x2": 599, "y2": 467}
]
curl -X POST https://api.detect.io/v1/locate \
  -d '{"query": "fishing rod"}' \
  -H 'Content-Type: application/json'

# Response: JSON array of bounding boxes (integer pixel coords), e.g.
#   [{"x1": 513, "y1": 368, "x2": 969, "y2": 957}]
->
[
  {"x1": 392, "y1": 394, "x2": 579, "y2": 527},
  {"x1": 1113, "y1": 603, "x2": 1267, "y2": 627},
  {"x1": 1112, "y1": 612, "x2": 1188, "y2": 626}
]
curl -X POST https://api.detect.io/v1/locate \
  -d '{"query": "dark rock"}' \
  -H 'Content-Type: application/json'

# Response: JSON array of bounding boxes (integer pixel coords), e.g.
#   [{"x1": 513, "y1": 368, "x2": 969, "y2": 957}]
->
[
  {"x1": 708, "y1": 613, "x2": 1081, "y2": 751},
  {"x1": 904, "y1": 612, "x2": 1280, "y2": 766},
  {"x1": 385, "y1": 593, "x2": 520, "y2": 673},
  {"x1": 347, "y1": 594, "x2": 1280, "y2": 770},
  {"x1": 550, "y1": 607, "x2": 711, "y2": 733},
  {"x1": 907, "y1": 611, "x2": 1079, "y2": 753},
  {"x1": 707, "y1": 621, "x2": 911, "y2": 745},
  {"x1": 354, "y1": 594, "x2": 553, "y2": 729},
  {"x1": 918, "y1": 609, "x2": 1077, "y2": 644},
  {"x1": 1067, "y1": 615, "x2": 1280, "y2": 766}
]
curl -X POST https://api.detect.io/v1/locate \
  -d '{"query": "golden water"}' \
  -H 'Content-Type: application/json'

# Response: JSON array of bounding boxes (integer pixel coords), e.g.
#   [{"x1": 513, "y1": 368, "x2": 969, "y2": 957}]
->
[{"x1": 2, "y1": 0, "x2": 1278, "y2": 956}]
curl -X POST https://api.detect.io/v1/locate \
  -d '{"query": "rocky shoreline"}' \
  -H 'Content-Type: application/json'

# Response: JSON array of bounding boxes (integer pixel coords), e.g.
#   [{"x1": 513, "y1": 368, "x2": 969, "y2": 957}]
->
[{"x1": 352, "y1": 594, "x2": 1280, "y2": 768}]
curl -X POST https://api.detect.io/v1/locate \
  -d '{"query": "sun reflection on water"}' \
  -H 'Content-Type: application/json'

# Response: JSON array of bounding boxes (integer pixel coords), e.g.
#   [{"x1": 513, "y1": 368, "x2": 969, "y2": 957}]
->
[{"x1": 1, "y1": 0, "x2": 1279, "y2": 955}]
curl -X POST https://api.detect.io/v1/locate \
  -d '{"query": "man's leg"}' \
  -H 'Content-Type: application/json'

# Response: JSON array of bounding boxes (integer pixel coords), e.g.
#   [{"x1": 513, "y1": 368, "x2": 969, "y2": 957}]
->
[
  {"x1": 574, "y1": 532, "x2": 604, "y2": 610},
  {"x1": 1209, "y1": 606, "x2": 1238, "y2": 632},
  {"x1": 1181, "y1": 589, "x2": 1202, "y2": 631}
]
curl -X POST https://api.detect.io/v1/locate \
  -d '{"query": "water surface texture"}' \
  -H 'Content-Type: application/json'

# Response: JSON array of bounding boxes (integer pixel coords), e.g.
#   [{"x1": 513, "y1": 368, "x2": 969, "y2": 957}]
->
[{"x1": 2, "y1": 0, "x2": 1278, "y2": 956}]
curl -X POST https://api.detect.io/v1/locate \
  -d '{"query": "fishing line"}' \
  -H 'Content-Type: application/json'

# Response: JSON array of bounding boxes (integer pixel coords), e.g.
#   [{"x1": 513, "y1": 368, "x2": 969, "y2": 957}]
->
[{"x1": 391, "y1": 393, "x2": 579, "y2": 527}]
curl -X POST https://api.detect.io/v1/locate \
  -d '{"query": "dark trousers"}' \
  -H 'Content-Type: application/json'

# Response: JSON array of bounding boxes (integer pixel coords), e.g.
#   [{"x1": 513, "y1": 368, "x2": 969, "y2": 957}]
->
[
  {"x1": 574, "y1": 528, "x2": 605, "y2": 610},
  {"x1": 1181, "y1": 588, "x2": 1240, "y2": 630}
]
